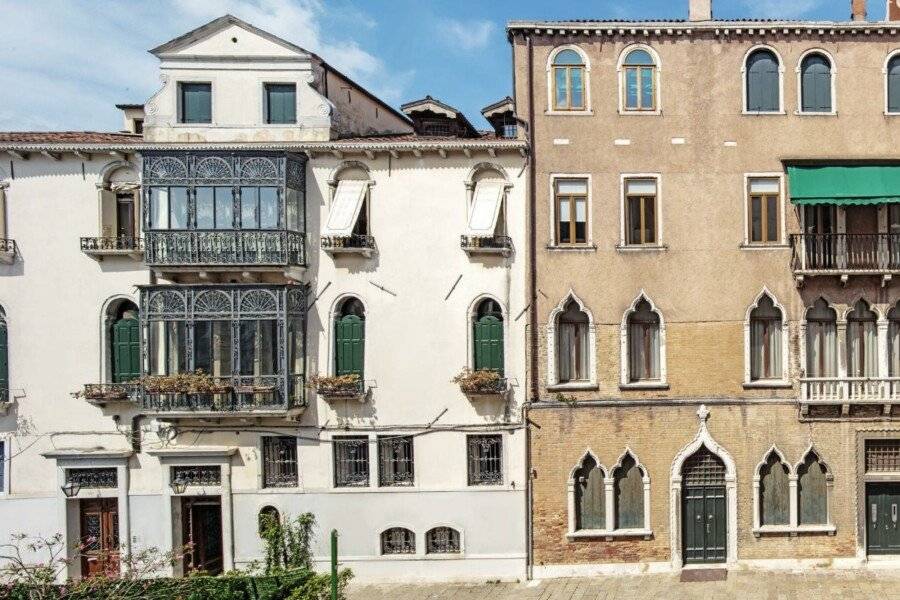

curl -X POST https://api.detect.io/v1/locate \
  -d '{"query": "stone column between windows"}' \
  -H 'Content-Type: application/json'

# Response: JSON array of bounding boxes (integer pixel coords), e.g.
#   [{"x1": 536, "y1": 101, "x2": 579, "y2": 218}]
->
[
  {"x1": 788, "y1": 474, "x2": 799, "y2": 528},
  {"x1": 603, "y1": 478, "x2": 615, "y2": 531},
  {"x1": 878, "y1": 319, "x2": 890, "y2": 380},
  {"x1": 836, "y1": 321, "x2": 848, "y2": 384},
  {"x1": 221, "y1": 463, "x2": 234, "y2": 572},
  {"x1": 566, "y1": 478, "x2": 577, "y2": 533}
]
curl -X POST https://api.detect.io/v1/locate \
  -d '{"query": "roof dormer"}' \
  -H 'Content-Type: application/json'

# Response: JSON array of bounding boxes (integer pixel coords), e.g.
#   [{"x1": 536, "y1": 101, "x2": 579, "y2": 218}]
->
[{"x1": 400, "y1": 96, "x2": 479, "y2": 138}]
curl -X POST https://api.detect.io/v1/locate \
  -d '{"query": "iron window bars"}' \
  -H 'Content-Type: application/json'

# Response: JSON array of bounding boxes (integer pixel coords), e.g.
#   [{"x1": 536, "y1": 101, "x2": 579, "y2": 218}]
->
[
  {"x1": 467, "y1": 434, "x2": 503, "y2": 486},
  {"x1": 378, "y1": 436, "x2": 414, "y2": 487},
  {"x1": 65, "y1": 468, "x2": 118, "y2": 489},
  {"x1": 171, "y1": 465, "x2": 221, "y2": 487},
  {"x1": 263, "y1": 436, "x2": 298, "y2": 487},
  {"x1": 426, "y1": 527, "x2": 460, "y2": 554},
  {"x1": 682, "y1": 447, "x2": 727, "y2": 487},
  {"x1": 381, "y1": 527, "x2": 416, "y2": 554},
  {"x1": 138, "y1": 284, "x2": 307, "y2": 413},
  {"x1": 866, "y1": 440, "x2": 900, "y2": 472},
  {"x1": 333, "y1": 436, "x2": 369, "y2": 487},
  {"x1": 141, "y1": 152, "x2": 306, "y2": 267}
]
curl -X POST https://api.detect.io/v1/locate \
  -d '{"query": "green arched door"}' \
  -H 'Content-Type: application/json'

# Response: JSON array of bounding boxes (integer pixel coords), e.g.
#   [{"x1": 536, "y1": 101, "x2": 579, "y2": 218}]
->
[
  {"x1": 335, "y1": 314, "x2": 364, "y2": 378},
  {"x1": 474, "y1": 314, "x2": 503, "y2": 374},
  {"x1": 112, "y1": 316, "x2": 140, "y2": 383}
]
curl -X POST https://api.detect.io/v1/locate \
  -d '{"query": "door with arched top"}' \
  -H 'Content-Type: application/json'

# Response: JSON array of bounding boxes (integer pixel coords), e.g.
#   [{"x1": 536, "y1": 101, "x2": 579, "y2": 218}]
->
[
  {"x1": 682, "y1": 446, "x2": 727, "y2": 564},
  {"x1": 112, "y1": 308, "x2": 140, "y2": 383}
]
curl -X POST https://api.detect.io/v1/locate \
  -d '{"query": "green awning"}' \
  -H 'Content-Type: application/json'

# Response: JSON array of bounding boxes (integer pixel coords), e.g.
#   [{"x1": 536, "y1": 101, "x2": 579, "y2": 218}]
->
[{"x1": 788, "y1": 165, "x2": 900, "y2": 206}]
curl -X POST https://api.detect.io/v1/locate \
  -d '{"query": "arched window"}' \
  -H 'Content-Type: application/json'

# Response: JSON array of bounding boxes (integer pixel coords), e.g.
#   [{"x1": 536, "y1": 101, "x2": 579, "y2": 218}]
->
[
  {"x1": 381, "y1": 527, "x2": 415, "y2": 555},
  {"x1": 889, "y1": 302, "x2": 900, "y2": 376},
  {"x1": 800, "y1": 53, "x2": 833, "y2": 113},
  {"x1": 0, "y1": 307, "x2": 7, "y2": 402},
  {"x1": 888, "y1": 54, "x2": 900, "y2": 114},
  {"x1": 622, "y1": 48, "x2": 657, "y2": 112},
  {"x1": 806, "y1": 298, "x2": 837, "y2": 378},
  {"x1": 572, "y1": 454, "x2": 605, "y2": 531},
  {"x1": 628, "y1": 299, "x2": 660, "y2": 382},
  {"x1": 558, "y1": 300, "x2": 589, "y2": 383},
  {"x1": 749, "y1": 294, "x2": 783, "y2": 381},
  {"x1": 425, "y1": 527, "x2": 460, "y2": 554},
  {"x1": 797, "y1": 450, "x2": 830, "y2": 526},
  {"x1": 758, "y1": 450, "x2": 790, "y2": 526},
  {"x1": 746, "y1": 49, "x2": 781, "y2": 113},
  {"x1": 613, "y1": 453, "x2": 645, "y2": 530},
  {"x1": 473, "y1": 299, "x2": 503, "y2": 374},
  {"x1": 335, "y1": 297, "x2": 365, "y2": 378},
  {"x1": 111, "y1": 301, "x2": 140, "y2": 383},
  {"x1": 257, "y1": 505, "x2": 281, "y2": 536},
  {"x1": 552, "y1": 49, "x2": 586, "y2": 111},
  {"x1": 847, "y1": 300, "x2": 878, "y2": 377}
]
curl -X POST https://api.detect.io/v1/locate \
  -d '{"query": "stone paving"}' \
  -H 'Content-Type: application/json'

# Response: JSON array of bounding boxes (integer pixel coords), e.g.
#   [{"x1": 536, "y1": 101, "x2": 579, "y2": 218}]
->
[{"x1": 347, "y1": 570, "x2": 900, "y2": 599}]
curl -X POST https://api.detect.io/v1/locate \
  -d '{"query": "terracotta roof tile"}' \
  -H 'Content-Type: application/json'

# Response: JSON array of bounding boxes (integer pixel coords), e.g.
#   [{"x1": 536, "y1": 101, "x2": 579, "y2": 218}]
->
[{"x1": 0, "y1": 131, "x2": 142, "y2": 143}]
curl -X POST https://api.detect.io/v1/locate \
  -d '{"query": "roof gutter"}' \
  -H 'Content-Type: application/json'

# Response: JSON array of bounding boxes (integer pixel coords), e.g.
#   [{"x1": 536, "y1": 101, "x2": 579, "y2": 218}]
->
[{"x1": 0, "y1": 140, "x2": 528, "y2": 154}]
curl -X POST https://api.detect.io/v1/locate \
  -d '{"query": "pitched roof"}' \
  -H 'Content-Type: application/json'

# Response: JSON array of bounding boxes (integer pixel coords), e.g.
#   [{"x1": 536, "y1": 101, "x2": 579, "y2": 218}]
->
[
  {"x1": 149, "y1": 14, "x2": 310, "y2": 57},
  {"x1": 0, "y1": 132, "x2": 142, "y2": 143}
]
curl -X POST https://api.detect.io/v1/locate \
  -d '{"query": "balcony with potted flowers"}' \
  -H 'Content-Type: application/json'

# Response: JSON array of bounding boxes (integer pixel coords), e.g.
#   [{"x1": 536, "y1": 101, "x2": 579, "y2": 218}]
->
[{"x1": 453, "y1": 368, "x2": 509, "y2": 401}]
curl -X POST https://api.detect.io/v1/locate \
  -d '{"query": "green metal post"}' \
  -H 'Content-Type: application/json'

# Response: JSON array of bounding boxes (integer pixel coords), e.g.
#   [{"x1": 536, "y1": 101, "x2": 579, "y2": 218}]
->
[{"x1": 330, "y1": 529, "x2": 339, "y2": 600}]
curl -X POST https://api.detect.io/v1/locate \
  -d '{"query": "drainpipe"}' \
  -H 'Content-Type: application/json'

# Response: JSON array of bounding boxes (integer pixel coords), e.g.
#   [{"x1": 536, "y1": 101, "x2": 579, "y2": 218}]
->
[{"x1": 525, "y1": 30, "x2": 537, "y2": 582}]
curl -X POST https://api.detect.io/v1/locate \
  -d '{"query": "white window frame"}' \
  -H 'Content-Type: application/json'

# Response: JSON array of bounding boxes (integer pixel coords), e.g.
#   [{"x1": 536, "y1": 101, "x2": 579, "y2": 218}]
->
[
  {"x1": 618, "y1": 173, "x2": 665, "y2": 251},
  {"x1": 566, "y1": 448, "x2": 652, "y2": 539},
  {"x1": 743, "y1": 287, "x2": 791, "y2": 387},
  {"x1": 741, "y1": 45, "x2": 786, "y2": 116},
  {"x1": 323, "y1": 179, "x2": 371, "y2": 237},
  {"x1": 464, "y1": 163, "x2": 510, "y2": 237},
  {"x1": 549, "y1": 174, "x2": 593, "y2": 249},
  {"x1": 616, "y1": 44, "x2": 663, "y2": 116},
  {"x1": 841, "y1": 298, "x2": 888, "y2": 380},
  {"x1": 884, "y1": 49, "x2": 900, "y2": 116},
  {"x1": 795, "y1": 48, "x2": 838, "y2": 116},
  {"x1": 547, "y1": 290, "x2": 597, "y2": 390},
  {"x1": 752, "y1": 445, "x2": 836, "y2": 535},
  {"x1": 466, "y1": 180, "x2": 507, "y2": 237},
  {"x1": 742, "y1": 173, "x2": 787, "y2": 248},
  {"x1": 620, "y1": 291, "x2": 667, "y2": 389},
  {"x1": 546, "y1": 45, "x2": 593, "y2": 116}
]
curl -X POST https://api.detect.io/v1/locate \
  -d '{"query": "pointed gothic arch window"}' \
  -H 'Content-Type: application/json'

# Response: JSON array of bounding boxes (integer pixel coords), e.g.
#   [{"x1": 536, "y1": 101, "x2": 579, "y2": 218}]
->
[
  {"x1": 613, "y1": 453, "x2": 645, "y2": 530},
  {"x1": 797, "y1": 450, "x2": 830, "y2": 526},
  {"x1": 627, "y1": 299, "x2": 661, "y2": 382},
  {"x1": 758, "y1": 450, "x2": 790, "y2": 526},
  {"x1": 749, "y1": 294, "x2": 783, "y2": 381},
  {"x1": 558, "y1": 300, "x2": 589, "y2": 383},
  {"x1": 806, "y1": 298, "x2": 837, "y2": 378},
  {"x1": 573, "y1": 454, "x2": 605, "y2": 531},
  {"x1": 847, "y1": 300, "x2": 878, "y2": 377}
]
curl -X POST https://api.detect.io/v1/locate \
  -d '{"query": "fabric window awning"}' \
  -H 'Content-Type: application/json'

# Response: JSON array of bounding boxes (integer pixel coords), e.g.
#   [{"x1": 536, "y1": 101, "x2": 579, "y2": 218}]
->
[{"x1": 788, "y1": 166, "x2": 900, "y2": 205}]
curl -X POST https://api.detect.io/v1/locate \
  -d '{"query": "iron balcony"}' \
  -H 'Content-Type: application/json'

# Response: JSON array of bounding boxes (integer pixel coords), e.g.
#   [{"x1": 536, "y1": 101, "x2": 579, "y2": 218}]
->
[{"x1": 145, "y1": 230, "x2": 305, "y2": 267}]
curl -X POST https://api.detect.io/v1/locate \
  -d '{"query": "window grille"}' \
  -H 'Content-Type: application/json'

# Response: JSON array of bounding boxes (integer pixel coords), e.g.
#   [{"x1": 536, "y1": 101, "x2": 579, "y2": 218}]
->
[
  {"x1": 682, "y1": 447, "x2": 726, "y2": 487},
  {"x1": 426, "y1": 527, "x2": 460, "y2": 554},
  {"x1": 65, "y1": 468, "x2": 118, "y2": 489},
  {"x1": 866, "y1": 440, "x2": 900, "y2": 472},
  {"x1": 0, "y1": 441, "x2": 5, "y2": 491},
  {"x1": 378, "y1": 436, "x2": 414, "y2": 487},
  {"x1": 263, "y1": 436, "x2": 298, "y2": 488},
  {"x1": 171, "y1": 465, "x2": 221, "y2": 487},
  {"x1": 381, "y1": 527, "x2": 415, "y2": 554},
  {"x1": 334, "y1": 436, "x2": 369, "y2": 487},
  {"x1": 467, "y1": 435, "x2": 503, "y2": 486}
]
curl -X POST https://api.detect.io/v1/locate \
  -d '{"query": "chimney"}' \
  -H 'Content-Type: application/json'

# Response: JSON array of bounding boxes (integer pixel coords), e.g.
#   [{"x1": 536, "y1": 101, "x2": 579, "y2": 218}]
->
[
  {"x1": 689, "y1": 0, "x2": 712, "y2": 21},
  {"x1": 852, "y1": 0, "x2": 867, "y2": 21},
  {"x1": 889, "y1": 0, "x2": 900, "y2": 21}
]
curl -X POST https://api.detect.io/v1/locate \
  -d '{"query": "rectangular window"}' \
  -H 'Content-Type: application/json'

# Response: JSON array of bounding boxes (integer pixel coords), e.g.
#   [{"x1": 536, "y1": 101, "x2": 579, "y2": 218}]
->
[
  {"x1": 554, "y1": 178, "x2": 587, "y2": 245},
  {"x1": 65, "y1": 468, "x2": 118, "y2": 489},
  {"x1": 149, "y1": 321, "x2": 186, "y2": 375},
  {"x1": 180, "y1": 83, "x2": 212, "y2": 124},
  {"x1": 333, "y1": 436, "x2": 369, "y2": 487},
  {"x1": 149, "y1": 187, "x2": 188, "y2": 230},
  {"x1": 196, "y1": 187, "x2": 234, "y2": 230},
  {"x1": 240, "y1": 187, "x2": 279, "y2": 229},
  {"x1": 171, "y1": 465, "x2": 221, "y2": 486},
  {"x1": 467, "y1": 434, "x2": 502, "y2": 486},
  {"x1": 193, "y1": 321, "x2": 232, "y2": 377},
  {"x1": 265, "y1": 83, "x2": 297, "y2": 124},
  {"x1": 467, "y1": 181, "x2": 504, "y2": 236},
  {"x1": 748, "y1": 178, "x2": 781, "y2": 244},
  {"x1": 323, "y1": 180, "x2": 368, "y2": 237},
  {"x1": 116, "y1": 194, "x2": 135, "y2": 239},
  {"x1": 262, "y1": 436, "x2": 298, "y2": 488},
  {"x1": 239, "y1": 320, "x2": 278, "y2": 376},
  {"x1": 624, "y1": 67, "x2": 655, "y2": 111},
  {"x1": 378, "y1": 436, "x2": 414, "y2": 487},
  {"x1": 624, "y1": 178, "x2": 657, "y2": 245}
]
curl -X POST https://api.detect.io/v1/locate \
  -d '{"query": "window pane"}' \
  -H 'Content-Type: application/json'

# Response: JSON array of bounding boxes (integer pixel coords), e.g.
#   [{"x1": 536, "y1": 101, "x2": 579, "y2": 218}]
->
[
  {"x1": 266, "y1": 84, "x2": 296, "y2": 124},
  {"x1": 467, "y1": 435, "x2": 502, "y2": 485},
  {"x1": 554, "y1": 68, "x2": 568, "y2": 108},
  {"x1": 263, "y1": 436, "x2": 298, "y2": 488},
  {"x1": 575, "y1": 198, "x2": 587, "y2": 243},
  {"x1": 644, "y1": 197, "x2": 656, "y2": 244},
  {"x1": 570, "y1": 68, "x2": 584, "y2": 109},
  {"x1": 193, "y1": 321, "x2": 232, "y2": 377},
  {"x1": 749, "y1": 178, "x2": 780, "y2": 194},
  {"x1": 259, "y1": 188, "x2": 279, "y2": 229},
  {"x1": 286, "y1": 188, "x2": 300, "y2": 231},
  {"x1": 240, "y1": 320, "x2": 278, "y2": 376},
  {"x1": 626, "y1": 179, "x2": 657, "y2": 195},
  {"x1": 150, "y1": 187, "x2": 169, "y2": 229},
  {"x1": 751, "y1": 197, "x2": 762, "y2": 242},
  {"x1": 640, "y1": 67, "x2": 654, "y2": 108},
  {"x1": 628, "y1": 196, "x2": 642, "y2": 244},
  {"x1": 766, "y1": 195, "x2": 778, "y2": 242},
  {"x1": 890, "y1": 59, "x2": 900, "y2": 113},
  {"x1": 557, "y1": 180, "x2": 588, "y2": 195},
  {"x1": 196, "y1": 187, "x2": 215, "y2": 229},
  {"x1": 334, "y1": 436, "x2": 369, "y2": 487},
  {"x1": 625, "y1": 68, "x2": 638, "y2": 109},
  {"x1": 241, "y1": 187, "x2": 259, "y2": 229},
  {"x1": 181, "y1": 83, "x2": 211, "y2": 124},
  {"x1": 215, "y1": 188, "x2": 234, "y2": 229},
  {"x1": 558, "y1": 196, "x2": 571, "y2": 244},
  {"x1": 150, "y1": 321, "x2": 185, "y2": 375},
  {"x1": 169, "y1": 187, "x2": 188, "y2": 229},
  {"x1": 378, "y1": 436, "x2": 414, "y2": 487}
]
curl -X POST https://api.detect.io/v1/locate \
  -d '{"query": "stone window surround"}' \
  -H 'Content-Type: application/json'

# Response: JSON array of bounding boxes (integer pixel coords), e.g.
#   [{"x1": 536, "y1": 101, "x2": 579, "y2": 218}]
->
[
  {"x1": 741, "y1": 173, "x2": 787, "y2": 248},
  {"x1": 548, "y1": 173, "x2": 593, "y2": 249},
  {"x1": 795, "y1": 48, "x2": 839, "y2": 116},
  {"x1": 751, "y1": 444, "x2": 836, "y2": 536},
  {"x1": 743, "y1": 287, "x2": 791, "y2": 388},
  {"x1": 619, "y1": 291, "x2": 668, "y2": 389},
  {"x1": 617, "y1": 173, "x2": 665, "y2": 250},
  {"x1": 545, "y1": 44, "x2": 593, "y2": 116},
  {"x1": 882, "y1": 49, "x2": 900, "y2": 116},
  {"x1": 616, "y1": 44, "x2": 663, "y2": 116},
  {"x1": 546, "y1": 289, "x2": 598, "y2": 390},
  {"x1": 566, "y1": 448, "x2": 652, "y2": 540},
  {"x1": 741, "y1": 44, "x2": 786, "y2": 116}
]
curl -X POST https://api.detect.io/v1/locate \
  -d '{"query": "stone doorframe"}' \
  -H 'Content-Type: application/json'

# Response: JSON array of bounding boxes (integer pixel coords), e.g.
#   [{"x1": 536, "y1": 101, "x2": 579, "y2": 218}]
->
[
  {"x1": 669, "y1": 405, "x2": 738, "y2": 569},
  {"x1": 855, "y1": 429, "x2": 900, "y2": 561}
]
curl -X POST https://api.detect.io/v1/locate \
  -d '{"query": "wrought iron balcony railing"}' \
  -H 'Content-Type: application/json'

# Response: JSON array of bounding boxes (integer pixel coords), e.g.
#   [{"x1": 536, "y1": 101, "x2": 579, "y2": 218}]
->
[
  {"x1": 80, "y1": 237, "x2": 144, "y2": 255},
  {"x1": 460, "y1": 235, "x2": 513, "y2": 255},
  {"x1": 312, "y1": 377, "x2": 367, "y2": 401},
  {"x1": 145, "y1": 230, "x2": 305, "y2": 268},
  {"x1": 321, "y1": 235, "x2": 376, "y2": 256},
  {"x1": 80, "y1": 383, "x2": 143, "y2": 405},
  {"x1": 457, "y1": 375, "x2": 509, "y2": 397},
  {"x1": 791, "y1": 233, "x2": 900, "y2": 275},
  {"x1": 0, "y1": 239, "x2": 16, "y2": 265},
  {"x1": 139, "y1": 375, "x2": 306, "y2": 415}
]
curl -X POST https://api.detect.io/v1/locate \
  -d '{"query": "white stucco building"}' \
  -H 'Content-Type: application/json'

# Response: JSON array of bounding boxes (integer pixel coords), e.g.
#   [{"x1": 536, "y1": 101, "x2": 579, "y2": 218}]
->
[{"x1": 0, "y1": 15, "x2": 528, "y2": 583}]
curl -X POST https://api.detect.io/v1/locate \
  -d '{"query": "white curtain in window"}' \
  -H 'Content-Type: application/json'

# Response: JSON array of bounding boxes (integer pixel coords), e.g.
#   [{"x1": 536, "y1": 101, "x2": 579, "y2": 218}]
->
[
  {"x1": 558, "y1": 322, "x2": 587, "y2": 382},
  {"x1": 751, "y1": 319, "x2": 782, "y2": 380},
  {"x1": 629, "y1": 323, "x2": 659, "y2": 380},
  {"x1": 890, "y1": 321, "x2": 900, "y2": 377},
  {"x1": 806, "y1": 322, "x2": 837, "y2": 378},
  {"x1": 848, "y1": 321, "x2": 878, "y2": 377}
]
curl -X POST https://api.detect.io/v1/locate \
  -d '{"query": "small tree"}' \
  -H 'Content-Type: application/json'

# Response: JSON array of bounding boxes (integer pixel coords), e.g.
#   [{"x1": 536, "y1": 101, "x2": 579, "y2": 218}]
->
[{"x1": 259, "y1": 512, "x2": 315, "y2": 574}]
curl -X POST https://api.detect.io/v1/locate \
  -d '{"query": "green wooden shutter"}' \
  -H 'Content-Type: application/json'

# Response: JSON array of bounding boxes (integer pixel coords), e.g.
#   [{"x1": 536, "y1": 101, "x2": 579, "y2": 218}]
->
[
  {"x1": 760, "y1": 455, "x2": 790, "y2": 525},
  {"x1": 112, "y1": 317, "x2": 140, "y2": 383},
  {"x1": 577, "y1": 462, "x2": 605, "y2": 530},
  {"x1": 889, "y1": 59, "x2": 900, "y2": 113},
  {"x1": 266, "y1": 84, "x2": 296, "y2": 124},
  {"x1": 335, "y1": 315, "x2": 364, "y2": 378},
  {"x1": 182, "y1": 83, "x2": 211, "y2": 123},
  {"x1": 474, "y1": 315, "x2": 503, "y2": 374},
  {"x1": 0, "y1": 323, "x2": 7, "y2": 400}
]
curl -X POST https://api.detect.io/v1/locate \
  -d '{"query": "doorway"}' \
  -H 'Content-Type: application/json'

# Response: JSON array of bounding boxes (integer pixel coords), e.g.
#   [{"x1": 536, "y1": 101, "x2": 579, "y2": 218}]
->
[
  {"x1": 681, "y1": 446, "x2": 727, "y2": 564},
  {"x1": 867, "y1": 483, "x2": 900, "y2": 555},
  {"x1": 181, "y1": 496, "x2": 223, "y2": 575},
  {"x1": 80, "y1": 498, "x2": 120, "y2": 578}
]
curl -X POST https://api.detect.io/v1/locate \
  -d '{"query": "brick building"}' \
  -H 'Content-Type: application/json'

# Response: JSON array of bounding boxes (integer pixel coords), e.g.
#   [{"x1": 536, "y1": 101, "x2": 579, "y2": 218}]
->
[{"x1": 510, "y1": 0, "x2": 900, "y2": 576}]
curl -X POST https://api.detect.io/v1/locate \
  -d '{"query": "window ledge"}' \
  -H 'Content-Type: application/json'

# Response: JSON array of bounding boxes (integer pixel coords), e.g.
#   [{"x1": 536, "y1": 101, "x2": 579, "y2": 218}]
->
[
  {"x1": 545, "y1": 110, "x2": 594, "y2": 117},
  {"x1": 618, "y1": 110, "x2": 662, "y2": 117},
  {"x1": 567, "y1": 528, "x2": 653, "y2": 540},
  {"x1": 739, "y1": 243, "x2": 790, "y2": 251},
  {"x1": 795, "y1": 111, "x2": 838, "y2": 117},
  {"x1": 546, "y1": 244, "x2": 597, "y2": 252},
  {"x1": 615, "y1": 244, "x2": 667, "y2": 253},
  {"x1": 885, "y1": 112, "x2": 900, "y2": 117},
  {"x1": 547, "y1": 383, "x2": 599, "y2": 392},
  {"x1": 742, "y1": 111, "x2": 787, "y2": 116},
  {"x1": 620, "y1": 382, "x2": 669, "y2": 391},
  {"x1": 743, "y1": 380, "x2": 792, "y2": 389},
  {"x1": 752, "y1": 524, "x2": 835, "y2": 537}
]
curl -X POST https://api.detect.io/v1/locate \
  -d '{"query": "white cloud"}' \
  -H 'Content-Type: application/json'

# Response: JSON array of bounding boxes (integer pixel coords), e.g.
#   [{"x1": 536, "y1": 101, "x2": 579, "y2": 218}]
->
[
  {"x1": 744, "y1": 0, "x2": 823, "y2": 19},
  {"x1": 439, "y1": 19, "x2": 496, "y2": 52}
]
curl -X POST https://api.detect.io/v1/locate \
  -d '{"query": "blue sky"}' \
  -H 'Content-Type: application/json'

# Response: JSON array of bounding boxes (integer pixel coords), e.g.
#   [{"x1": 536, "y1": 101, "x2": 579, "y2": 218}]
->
[{"x1": 0, "y1": 0, "x2": 882, "y2": 132}]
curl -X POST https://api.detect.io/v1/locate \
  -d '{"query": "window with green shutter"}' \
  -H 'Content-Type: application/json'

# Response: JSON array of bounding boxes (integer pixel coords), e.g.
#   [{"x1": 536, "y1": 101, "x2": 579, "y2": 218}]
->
[
  {"x1": 759, "y1": 451, "x2": 790, "y2": 526},
  {"x1": 335, "y1": 298, "x2": 365, "y2": 378},
  {"x1": 473, "y1": 299, "x2": 503, "y2": 374},
  {"x1": 112, "y1": 304, "x2": 140, "y2": 383},
  {"x1": 746, "y1": 49, "x2": 780, "y2": 112},
  {"x1": 0, "y1": 309, "x2": 7, "y2": 402},
  {"x1": 265, "y1": 84, "x2": 297, "y2": 124},
  {"x1": 574, "y1": 454, "x2": 604, "y2": 530},
  {"x1": 889, "y1": 56, "x2": 900, "y2": 114},
  {"x1": 800, "y1": 53, "x2": 832, "y2": 113},
  {"x1": 180, "y1": 82, "x2": 212, "y2": 124}
]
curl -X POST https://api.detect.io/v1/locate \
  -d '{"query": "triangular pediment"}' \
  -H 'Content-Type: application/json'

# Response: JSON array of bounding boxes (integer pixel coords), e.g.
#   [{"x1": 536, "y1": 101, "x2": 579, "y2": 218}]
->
[{"x1": 150, "y1": 15, "x2": 310, "y2": 59}]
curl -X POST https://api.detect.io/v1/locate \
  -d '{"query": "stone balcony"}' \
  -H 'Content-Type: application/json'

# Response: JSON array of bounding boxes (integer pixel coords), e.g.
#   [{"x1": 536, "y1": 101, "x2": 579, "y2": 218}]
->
[
  {"x1": 800, "y1": 377, "x2": 900, "y2": 418},
  {"x1": 791, "y1": 233, "x2": 900, "y2": 286},
  {"x1": 80, "y1": 236, "x2": 144, "y2": 260}
]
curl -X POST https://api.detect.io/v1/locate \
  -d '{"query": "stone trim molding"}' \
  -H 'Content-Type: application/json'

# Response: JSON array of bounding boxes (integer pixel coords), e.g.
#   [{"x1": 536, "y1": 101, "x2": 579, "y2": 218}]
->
[
  {"x1": 547, "y1": 290, "x2": 597, "y2": 388},
  {"x1": 620, "y1": 290, "x2": 667, "y2": 387},
  {"x1": 743, "y1": 287, "x2": 790, "y2": 386}
]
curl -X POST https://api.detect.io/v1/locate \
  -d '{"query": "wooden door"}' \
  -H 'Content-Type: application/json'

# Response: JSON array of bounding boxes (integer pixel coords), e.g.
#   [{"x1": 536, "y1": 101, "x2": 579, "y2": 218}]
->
[
  {"x1": 182, "y1": 498, "x2": 223, "y2": 575},
  {"x1": 867, "y1": 483, "x2": 900, "y2": 555},
  {"x1": 80, "y1": 499, "x2": 120, "y2": 578},
  {"x1": 335, "y1": 315, "x2": 364, "y2": 378},
  {"x1": 474, "y1": 315, "x2": 504, "y2": 374},
  {"x1": 682, "y1": 486, "x2": 727, "y2": 564},
  {"x1": 116, "y1": 195, "x2": 135, "y2": 239},
  {"x1": 112, "y1": 316, "x2": 140, "y2": 383}
]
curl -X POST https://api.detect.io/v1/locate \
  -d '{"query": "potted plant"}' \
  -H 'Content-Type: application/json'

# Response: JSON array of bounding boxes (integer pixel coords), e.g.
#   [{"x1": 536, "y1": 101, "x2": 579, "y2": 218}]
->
[
  {"x1": 310, "y1": 374, "x2": 363, "y2": 399},
  {"x1": 452, "y1": 368, "x2": 506, "y2": 396}
]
